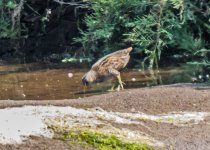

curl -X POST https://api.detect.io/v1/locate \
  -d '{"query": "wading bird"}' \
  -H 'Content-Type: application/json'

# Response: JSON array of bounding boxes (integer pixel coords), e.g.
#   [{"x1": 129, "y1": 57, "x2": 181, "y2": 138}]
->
[{"x1": 82, "y1": 47, "x2": 132, "y2": 90}]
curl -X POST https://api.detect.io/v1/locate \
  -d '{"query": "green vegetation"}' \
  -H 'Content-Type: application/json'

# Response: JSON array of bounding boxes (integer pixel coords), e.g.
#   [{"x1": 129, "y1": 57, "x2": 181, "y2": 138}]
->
[
  {"x1": 0, "y1": 0, "x2": 209, "y2": 74},
  {"x1": 60, "y1": 129, "x2": 152, "y2": 150},
  {"x1": 49, "y1": 125, "x2": 152, "y2": 150},
  {"x1": 138, "y1": 118, "x2": 150, "y2": 121},
  {"x1": 75, "y1": 0, "x2": 210, "y2": 69},
  {"x1": 137, "y1": 117, "x2": 174, "y2": 123},
  {"x1": 0, "y1": 0, "x2": 21, "y2": 38}
]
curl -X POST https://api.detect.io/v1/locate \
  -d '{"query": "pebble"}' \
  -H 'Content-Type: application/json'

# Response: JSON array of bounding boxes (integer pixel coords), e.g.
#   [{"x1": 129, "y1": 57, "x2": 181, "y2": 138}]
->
[
  {"x1": 131, "y1": 78, "x2": 136, "y2": 81},
  {"x1": 68, "y1": 73, "x2": 73, "y2": 78}
]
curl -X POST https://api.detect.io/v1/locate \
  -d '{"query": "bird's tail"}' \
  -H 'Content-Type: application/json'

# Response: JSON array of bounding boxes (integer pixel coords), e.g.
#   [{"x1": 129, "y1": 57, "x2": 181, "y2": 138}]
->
[{"x1": 125, "y1": 47, "x2": 132, "y2": 53}]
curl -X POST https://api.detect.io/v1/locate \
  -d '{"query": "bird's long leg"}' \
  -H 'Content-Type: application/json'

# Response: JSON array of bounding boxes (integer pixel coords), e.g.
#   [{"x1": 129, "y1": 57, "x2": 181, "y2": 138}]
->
[
  {"x1": 108, "y1": 68, "x2": 125, "y2": 90},
  {"x1": 117, "y1": 74, "x2": 125, "y2": 90},
  {"x1": 108, "y1": 84, "x2": 116, "y2": 91},
  {"x1": 83, "y1": 85, "x2": 87, "y2": 93}
]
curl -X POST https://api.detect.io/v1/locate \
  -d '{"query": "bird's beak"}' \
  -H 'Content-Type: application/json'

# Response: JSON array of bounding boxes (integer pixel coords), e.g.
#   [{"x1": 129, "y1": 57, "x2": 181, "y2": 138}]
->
[{"x1": 83, "y1": 84, "x2": 88, "y2": 93}]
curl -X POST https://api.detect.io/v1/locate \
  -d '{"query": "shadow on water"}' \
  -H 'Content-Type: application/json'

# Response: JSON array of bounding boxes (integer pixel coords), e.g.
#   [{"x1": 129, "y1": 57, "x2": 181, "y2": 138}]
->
[{"x1": 0, "y1": 63, "x2": 205, "y2": 100}]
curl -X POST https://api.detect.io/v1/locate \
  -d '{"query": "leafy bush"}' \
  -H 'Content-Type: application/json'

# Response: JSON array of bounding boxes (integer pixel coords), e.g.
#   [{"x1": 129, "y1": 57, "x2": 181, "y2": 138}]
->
[
  {"x1": 0, "y1": 0, "x2": 21, "y2": 38},
  {"x1": 75, "y1": 0, "x2": 210, "y2": 69},
  {"x1": 74, "y1": 0, "x2": 148, "y2": 57}
]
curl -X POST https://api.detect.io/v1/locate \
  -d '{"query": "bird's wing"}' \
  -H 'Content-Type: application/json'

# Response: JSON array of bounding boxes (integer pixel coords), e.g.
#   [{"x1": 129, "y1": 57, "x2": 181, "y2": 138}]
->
[
  {"x1": 91, "y1": 54, "x2": 112, "y2": 70},
  {"x1": 91, "y1": 54, "x2": 128, "y2": 71},
  {"x1": 91, "y1": 47, "x2": 132, "y2": 71}
]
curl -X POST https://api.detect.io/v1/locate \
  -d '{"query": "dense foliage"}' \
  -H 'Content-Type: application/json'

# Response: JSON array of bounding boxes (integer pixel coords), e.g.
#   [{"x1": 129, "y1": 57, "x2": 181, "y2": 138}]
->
[
  {"x1": 0, "y1": 0, "x2": 87, "y2": 62},
  {"x1": 0, "y1": 0, "x2": 22, "y2": 38},
  {"x1": 0, "y1": 0, "x2": 66, "y2": 39},
  {"x1": 75, "y1": 0, "x2": 210, "y2": 69},
  {"x1": 0, "y1": 0, "x2": 209, "y2": 70}
]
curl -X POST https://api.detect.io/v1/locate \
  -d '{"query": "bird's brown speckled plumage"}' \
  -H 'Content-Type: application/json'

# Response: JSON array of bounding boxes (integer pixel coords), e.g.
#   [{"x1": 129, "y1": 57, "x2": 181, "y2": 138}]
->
[{"x1": 82, "y1": 47, "x2": 132, "y2": 90}]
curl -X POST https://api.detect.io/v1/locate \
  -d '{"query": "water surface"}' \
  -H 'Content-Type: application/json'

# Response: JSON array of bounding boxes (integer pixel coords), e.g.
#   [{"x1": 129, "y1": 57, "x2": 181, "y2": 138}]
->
[{"x1": 0, "y1": 63, "x2": 194, "y2": 100}]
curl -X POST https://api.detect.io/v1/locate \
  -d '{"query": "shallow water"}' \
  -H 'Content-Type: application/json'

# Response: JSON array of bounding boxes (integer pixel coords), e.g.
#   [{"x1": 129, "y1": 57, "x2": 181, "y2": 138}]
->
[{"x1": 0, "y1": 63, "x2": 193, "y2": 100}]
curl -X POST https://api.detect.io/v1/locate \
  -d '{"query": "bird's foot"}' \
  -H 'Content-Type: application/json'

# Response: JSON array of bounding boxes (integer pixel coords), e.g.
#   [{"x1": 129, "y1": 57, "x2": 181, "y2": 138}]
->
[
  {"x1": 116, "y1": 85, "x2": 121, "y2": 91},
  {"x1": 108, "y1": 84, "x2": 116, "y2": 92},
  {"x1": 122, "y1": 82, "x2": 126, "y2": 85},
  {"x1": 119, "y1": 81, "x2": 125, "y2": 90},
  {"x1": 107, "y1": 85, "x2": 122, "y2": 92}
]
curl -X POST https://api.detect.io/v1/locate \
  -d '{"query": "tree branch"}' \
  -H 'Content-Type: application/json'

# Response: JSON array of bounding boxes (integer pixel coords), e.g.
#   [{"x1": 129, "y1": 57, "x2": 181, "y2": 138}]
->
[
  {"x1": 52, "y1": 0, "x2": 89, "y2": 6},
  {"x1": 12, "y1": 0, "x2": 25, "y2": 31}
]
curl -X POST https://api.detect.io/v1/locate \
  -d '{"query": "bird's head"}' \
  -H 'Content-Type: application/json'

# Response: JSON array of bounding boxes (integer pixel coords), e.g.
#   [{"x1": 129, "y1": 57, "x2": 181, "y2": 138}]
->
[
  {"x1": 82, "y1": 70, "x2": 97, "y2": 86},
  {"x1": 82, "y1": 76, "x2": 89, "y2": 86}
]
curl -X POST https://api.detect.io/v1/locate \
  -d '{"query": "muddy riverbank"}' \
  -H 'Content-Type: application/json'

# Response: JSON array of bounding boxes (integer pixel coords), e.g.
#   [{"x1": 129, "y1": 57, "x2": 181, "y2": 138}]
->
[{"x1": 0, "y1": 84, "x2": 210, "y2": 150}]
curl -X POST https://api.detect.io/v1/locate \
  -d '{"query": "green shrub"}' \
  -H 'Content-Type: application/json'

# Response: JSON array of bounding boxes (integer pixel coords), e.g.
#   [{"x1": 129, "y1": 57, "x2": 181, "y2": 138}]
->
[
  {"x1": 75, "y1": 0, "x2": 210, "y2": 69},
  {"x1": 0, "y1": 0, "x2": 19, "y2": 38}
]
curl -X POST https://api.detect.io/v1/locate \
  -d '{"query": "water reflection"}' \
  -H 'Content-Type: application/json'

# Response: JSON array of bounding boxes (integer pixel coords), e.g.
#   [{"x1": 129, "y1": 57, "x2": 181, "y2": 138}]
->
[{"x1": 0, "y1": 63, "x2": 194, "y2": 100}]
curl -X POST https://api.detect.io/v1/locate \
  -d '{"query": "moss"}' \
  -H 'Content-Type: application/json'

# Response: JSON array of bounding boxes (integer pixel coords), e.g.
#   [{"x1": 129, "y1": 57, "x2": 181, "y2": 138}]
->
[
  {"x1": 138, "y1": 118, "x2": 149, "y2": 121},
  {"x1": 56, "y1": 128, "x2": 152, "y2": 150},
  {"x1": 155, "y1": 118, "x2": 174, "y2": 123},
  {"x1": 137, "y1": 117, "x2": 162, "y2": 123},
  {"x1": 137, "y1": 117, "x2": 175, "y2": 124},
  {"x1": 166, "y1": 118, "x2": 174, "y2": 123},
  {"x1": 155, "y1": 119, "x2": 164, "y2": 123}
]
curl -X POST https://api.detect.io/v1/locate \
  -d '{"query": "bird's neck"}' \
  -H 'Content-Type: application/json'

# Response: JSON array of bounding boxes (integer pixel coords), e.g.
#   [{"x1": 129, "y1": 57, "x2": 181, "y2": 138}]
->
[{"x1": 86, "y1": 70, "x2": 97, "y2": 83}]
